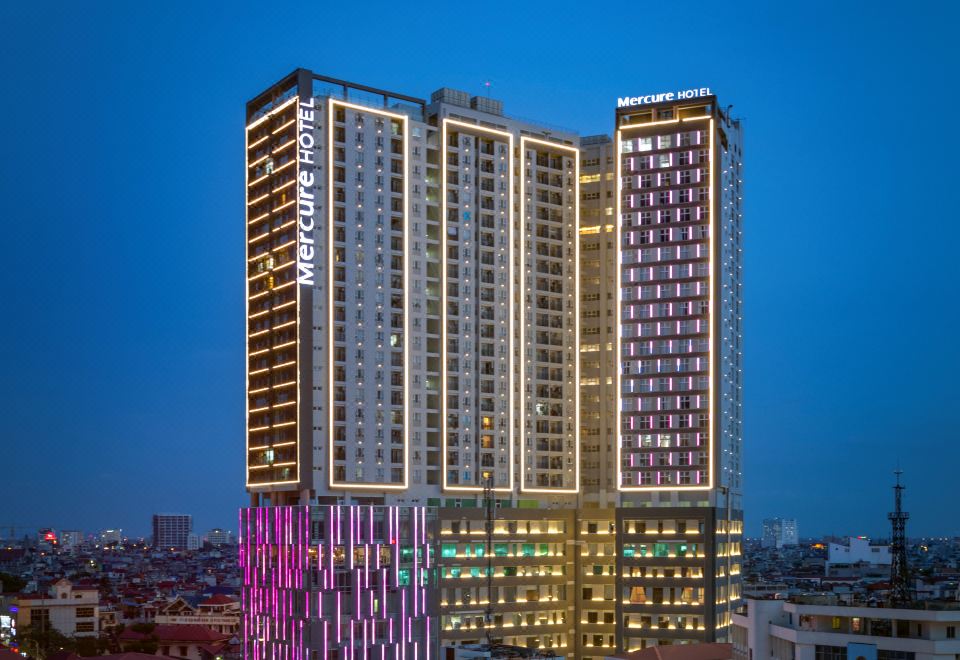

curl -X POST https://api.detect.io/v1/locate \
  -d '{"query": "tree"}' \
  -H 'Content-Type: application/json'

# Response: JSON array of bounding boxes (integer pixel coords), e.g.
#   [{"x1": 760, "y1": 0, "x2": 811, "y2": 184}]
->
[
  {"x1": 16, "y1": 623, "x2": 73, "y2": 660},
  {"x1": 73, "y1": 636, "x2": 109, "y2": 657},
  {"x1": 130, "y1": 622, "x2": 156, "y2": 634},
  {"x1": 0, "y1": 571, "x2": 26, "y2": 592}
]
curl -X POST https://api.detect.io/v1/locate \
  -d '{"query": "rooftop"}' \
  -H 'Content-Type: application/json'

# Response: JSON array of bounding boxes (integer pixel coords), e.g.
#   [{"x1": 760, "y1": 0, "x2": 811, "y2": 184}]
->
[
  {"x1": 606, "y1": 642, "x2": 733, "y2": 660},
  {"x1": 788, "y1": 594, "x2": 960, "y2": 610},
  {"x1": 118, "y1": 624, "x2": 230, "y2": 643}
]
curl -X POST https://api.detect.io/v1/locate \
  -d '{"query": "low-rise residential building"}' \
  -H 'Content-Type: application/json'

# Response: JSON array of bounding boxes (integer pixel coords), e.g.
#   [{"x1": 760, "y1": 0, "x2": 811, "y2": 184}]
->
[
  {"x1": 99, "y1": 604, "x2": 119, "y2": 632},
  {"x1": 118, "y1": 624, "x2": 231, "y2": 660},
  {"x1": 732, "y1": 596, "x2": 960, "y2": 660},
  {"x1": 154, "y1": 595, "x2": 240, "y2": 635},
  {"x1": 15, "y1": 579, "x2": 100, "y2": 637},
  {"x1": 827, "y1": 539, "x2": 891, "y2": 574},
  {"x1": 605, "y1": 642, "x2": 732, "y2": 660}
]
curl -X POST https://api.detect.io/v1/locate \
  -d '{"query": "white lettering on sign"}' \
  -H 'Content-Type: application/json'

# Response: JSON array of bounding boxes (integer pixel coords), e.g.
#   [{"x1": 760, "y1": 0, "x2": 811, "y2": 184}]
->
[
  {"x1": 296, "y1": 98, "x2": 316, "y2": 286},
  {"x1": 617, "y1": 87, "x2": 712, "y2": 108}
]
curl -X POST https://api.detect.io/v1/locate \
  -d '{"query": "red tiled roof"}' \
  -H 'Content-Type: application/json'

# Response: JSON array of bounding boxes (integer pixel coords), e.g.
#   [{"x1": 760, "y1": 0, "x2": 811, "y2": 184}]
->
[
  {"x1": 197, "y1": 643, "x2": 227, "y2": 656},
  {"x1": 154, "y1": 625, "x2": 230, "y2": 643},
  {"x1": 118, "y1": 630, "x2": 149, "y2": 642},
  {"x1": 120, "y1": 625, "x2": 230, "y2": 644},
  {"x1": 200, "y1": 594, "x2": 235, "y2": 606}
]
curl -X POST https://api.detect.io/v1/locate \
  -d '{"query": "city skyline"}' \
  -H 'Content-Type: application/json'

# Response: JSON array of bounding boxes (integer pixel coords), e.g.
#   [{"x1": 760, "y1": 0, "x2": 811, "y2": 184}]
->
[{"x1": 2, "y1": 0, "x2": 958, "y2": 541}]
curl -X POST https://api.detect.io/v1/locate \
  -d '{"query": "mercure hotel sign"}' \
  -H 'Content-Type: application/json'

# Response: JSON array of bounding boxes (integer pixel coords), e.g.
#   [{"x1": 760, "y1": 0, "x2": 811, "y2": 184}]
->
[
  {"x1": 296, "y1": 98, "x2": 317, "y2": 287},
  {"x1": 617, "y1": 87, "x2": 712, "y2": 108}
]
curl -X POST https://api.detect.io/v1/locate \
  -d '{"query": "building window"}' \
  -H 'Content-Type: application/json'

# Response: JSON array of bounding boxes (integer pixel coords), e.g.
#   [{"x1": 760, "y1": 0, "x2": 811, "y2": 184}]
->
[
  {"x1": 877, "y1": 652, "x2": 915, "y2": 660},
  {"x1": 31, "y1": 609, "x2": 51, "y2": 629},
  {"x1": 815, "y1": 646, "x2": 846, "y2": 660}
]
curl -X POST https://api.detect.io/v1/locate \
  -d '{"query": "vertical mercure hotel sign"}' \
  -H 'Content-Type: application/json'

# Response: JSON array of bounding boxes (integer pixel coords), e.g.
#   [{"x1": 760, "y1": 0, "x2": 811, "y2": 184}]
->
[{"x1": 296, "y1": 98, "x2": 317, "y2": 286}]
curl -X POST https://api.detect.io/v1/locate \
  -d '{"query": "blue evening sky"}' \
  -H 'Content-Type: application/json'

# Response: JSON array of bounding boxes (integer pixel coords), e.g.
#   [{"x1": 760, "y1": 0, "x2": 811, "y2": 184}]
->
[{"x1": 1, "y1": 1, "x2": 956, "y2": 538}]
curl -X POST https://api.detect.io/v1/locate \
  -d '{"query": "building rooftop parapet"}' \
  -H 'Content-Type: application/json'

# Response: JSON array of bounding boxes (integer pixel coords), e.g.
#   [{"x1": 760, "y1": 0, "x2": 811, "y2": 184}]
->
[
  {"x1": 785, "y1": 593, "x2": 960, "y2": 611},
  {"x1": 505, "y1": 113, "x2": 579, "y2": 136},
  {"x1": 581, "y1": 134, "x2": 612, "y2": 145}
]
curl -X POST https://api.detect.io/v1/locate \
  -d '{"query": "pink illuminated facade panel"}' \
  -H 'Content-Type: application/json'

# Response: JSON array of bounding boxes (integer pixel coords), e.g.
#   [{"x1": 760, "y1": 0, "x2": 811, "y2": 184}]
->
[{"x1": 239, "y1": 505, "x2": 436, "y2": 659}]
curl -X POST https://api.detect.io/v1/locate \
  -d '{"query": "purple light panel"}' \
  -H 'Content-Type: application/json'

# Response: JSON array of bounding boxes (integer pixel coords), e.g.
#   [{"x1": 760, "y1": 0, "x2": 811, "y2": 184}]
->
[{"x1": 239, "y1": 505, "x2": 434, "y2": 660}]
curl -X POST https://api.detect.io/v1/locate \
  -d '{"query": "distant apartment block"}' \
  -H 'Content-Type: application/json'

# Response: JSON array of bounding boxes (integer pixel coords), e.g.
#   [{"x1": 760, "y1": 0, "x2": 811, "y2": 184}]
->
[
  {"x1": 99, "y1": 529, "x2": 122, "y2": 545},
  {"x1": 762, "y1": 518, "x2": 799, "y2": 548},
  {"x1": 205, "y1": 528, "x2": 233, "y2": 546},
  {"x1": 59, "y1": 530, "x2": 84, "y2": 551},
  {"x1": 827, "y1": 537, "x2": 891, "y2": 571},
  {"x1": 152, "y1": 514, "x2": 192, "y2": 549}
]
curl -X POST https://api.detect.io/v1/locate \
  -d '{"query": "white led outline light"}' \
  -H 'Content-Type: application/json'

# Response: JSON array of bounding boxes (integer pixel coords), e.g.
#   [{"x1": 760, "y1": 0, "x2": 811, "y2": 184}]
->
[
  {"x1": 615, "y1": 115, "x2": 715, "y2": 492},
  {"x1": 441, "y1": 118, "x2": 515, "y2": 494},
  {"x1": 518, "y1": 136, "x2": 580, "y2": 495},
  {"x1": 245, "y1": 92, "x2": 302, "y2": 489},
  {"x1": 327, "y1": 99, "x2": 410, "y2": 491}
]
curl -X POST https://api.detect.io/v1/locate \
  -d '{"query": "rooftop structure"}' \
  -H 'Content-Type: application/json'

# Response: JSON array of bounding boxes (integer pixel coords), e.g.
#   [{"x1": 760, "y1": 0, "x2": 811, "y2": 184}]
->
[{"x1": 733, "y1": 596, "x2": 960, "y2": 660}]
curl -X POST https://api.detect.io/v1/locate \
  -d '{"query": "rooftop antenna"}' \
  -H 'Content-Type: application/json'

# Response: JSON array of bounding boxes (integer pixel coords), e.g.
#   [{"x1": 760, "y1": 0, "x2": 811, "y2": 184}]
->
[
  {"x1": 888, "y1": 468, "x2": 911, "y2": 606},
  {"x1": 483, "y1": 80, "x2": 492, "y2": 98}
]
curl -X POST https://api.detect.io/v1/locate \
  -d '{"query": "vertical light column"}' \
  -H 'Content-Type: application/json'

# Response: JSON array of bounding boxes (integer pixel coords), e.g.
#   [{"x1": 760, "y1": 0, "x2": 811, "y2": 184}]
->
[
  {"x1": 612, "y1": 124, "x2": 633, "y2": 493},
  {"x1": 440, "y1": 118, "x2": 514, "y2": 493},
  {"x1": 327, "y1": 100, "x2": 410, "y2": 491},
  {"x1": 246, "y1": 94, "x2": 301, "y2": 489}
]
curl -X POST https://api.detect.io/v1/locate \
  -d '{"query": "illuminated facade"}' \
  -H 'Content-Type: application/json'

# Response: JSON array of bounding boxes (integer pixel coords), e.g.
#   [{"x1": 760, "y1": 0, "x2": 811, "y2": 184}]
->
[
  {"x1": 243, "y1": 70, "x2": 743, "y2": 660},
  {"x1": 610, "y1": 95, "x2": 744, "y2": 652},
  {"x1": 578, "y1": 134, "x2": 618, "y2": 509},
  {"x1": 239, "y1": 505, "x2": 434, "y2": 660},
  {"x1": 245, "y1": 72, "x2": 579, "y2": 506}
]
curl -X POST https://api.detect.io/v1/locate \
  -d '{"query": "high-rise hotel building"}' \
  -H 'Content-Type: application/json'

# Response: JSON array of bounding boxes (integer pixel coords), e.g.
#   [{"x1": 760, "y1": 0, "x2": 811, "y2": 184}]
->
[
  {"x1": 608, "y1": 96, "x2": 744, "y2": 652},
  {"x1": 241, "y1": 68, "x2": 742, "y2": 660}
]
